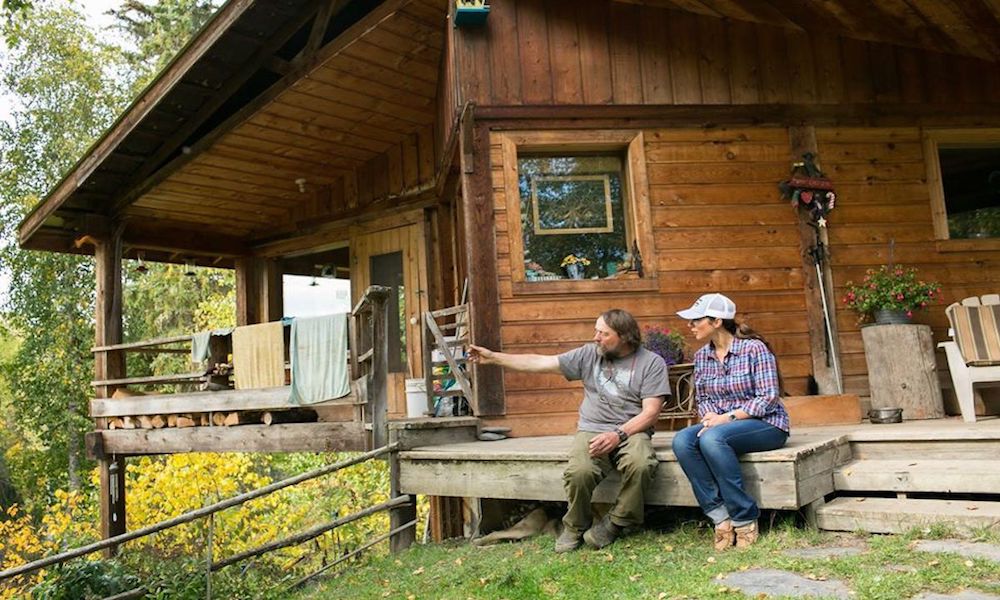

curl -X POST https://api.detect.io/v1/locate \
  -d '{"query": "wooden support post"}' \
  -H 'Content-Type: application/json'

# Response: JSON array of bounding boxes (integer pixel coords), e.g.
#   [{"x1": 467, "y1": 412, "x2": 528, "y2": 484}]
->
[
  {"x1": 95, "y1": 228, "x2": 126, "y2": 554},
  {"x1": 388, "y1": 430, "x2": 416, "y2": 553},
  {"x1": 261, "y1": 258, "x2": 283, "y2": 323},
  {"x1": 370, "y1": 288, "x2": 390, "y2": 449},
  {"x1": 235, "y1": 257, "x2": 261, "y2": 326},
  {"x1": 789, "y1": 126, "x2": 843, "y2": 395},
  {"x1": 459, "y1": 111, "x2": 504, "y2": 416}
]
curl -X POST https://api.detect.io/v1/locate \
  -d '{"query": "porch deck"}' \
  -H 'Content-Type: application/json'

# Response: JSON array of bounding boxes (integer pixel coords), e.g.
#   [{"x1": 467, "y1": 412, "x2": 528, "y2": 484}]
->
[{"x1": 398, "y1": 417, "x2": 1000, "y2": 521}]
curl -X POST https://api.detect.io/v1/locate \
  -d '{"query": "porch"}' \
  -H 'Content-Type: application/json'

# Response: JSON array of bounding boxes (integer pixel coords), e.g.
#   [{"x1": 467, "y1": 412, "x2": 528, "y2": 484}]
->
[{"x1": 396, "y1": 416, "x2": 1000, "y2": 535}]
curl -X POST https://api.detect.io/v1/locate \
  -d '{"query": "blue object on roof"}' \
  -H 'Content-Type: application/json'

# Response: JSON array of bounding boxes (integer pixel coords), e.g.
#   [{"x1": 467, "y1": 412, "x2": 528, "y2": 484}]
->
[{"x1": 454, "y1": 1, "x2": 489, "y2": 27}]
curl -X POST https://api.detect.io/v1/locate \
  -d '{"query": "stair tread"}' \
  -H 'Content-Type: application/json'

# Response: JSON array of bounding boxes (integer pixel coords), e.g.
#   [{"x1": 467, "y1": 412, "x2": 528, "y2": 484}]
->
[
  {"x1": 816, "y1": 497, "x2": 1000, "y2": 534},
  {"x1": 818, "y1": 497, "x2": 1000, "y2": 518},
  {"x1": 835, "y1": 458, "x2": 1000, "y2": 493}
]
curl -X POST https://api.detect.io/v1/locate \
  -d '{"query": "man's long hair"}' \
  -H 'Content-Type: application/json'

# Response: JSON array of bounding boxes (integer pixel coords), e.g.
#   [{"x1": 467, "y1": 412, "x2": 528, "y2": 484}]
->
[{"x1": 600, "y1": 308, "x2": 642, "y2": 351}]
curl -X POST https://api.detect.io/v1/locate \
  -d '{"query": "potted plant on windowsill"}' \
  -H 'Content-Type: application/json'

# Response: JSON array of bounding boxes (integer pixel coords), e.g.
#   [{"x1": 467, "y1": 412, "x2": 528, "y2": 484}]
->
[
  {"x1": 843, "y1": 264, "x2": 941, "y2": 325},
  {"x1": 560, "y1": 254, "x2": 590, "y2": 279}
]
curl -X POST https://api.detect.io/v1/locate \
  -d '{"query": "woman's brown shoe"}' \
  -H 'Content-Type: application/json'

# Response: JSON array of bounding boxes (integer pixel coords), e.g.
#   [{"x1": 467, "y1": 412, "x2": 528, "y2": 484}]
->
[
  {"x1": 713, "y1": 521, "x2": 735, "y2": 551},
  {"x1": 734, "y1": 521, "x2": 758, "y2": 548}
]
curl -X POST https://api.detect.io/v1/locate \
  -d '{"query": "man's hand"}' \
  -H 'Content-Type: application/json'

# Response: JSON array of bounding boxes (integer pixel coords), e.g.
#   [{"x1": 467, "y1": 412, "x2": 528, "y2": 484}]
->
[
  {"x1": 588, "y1": 431, "x2": 620, "y2": 457},
  {"x1": 467, "y1": 344, "x2": 495, "y2": 365}
]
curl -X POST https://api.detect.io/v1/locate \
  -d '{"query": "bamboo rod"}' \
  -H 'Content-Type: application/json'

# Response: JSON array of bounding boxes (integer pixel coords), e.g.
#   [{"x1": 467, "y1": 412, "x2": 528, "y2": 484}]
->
[
  {"x1": 0, "y1": 444, "x2": 398, "y2": 581},
  {"x1": 210, "y1": 496, "x2": 409, "y2": 571},
  {"x1": 285, "y1": 519, "x2": 418, "y2": 592}
]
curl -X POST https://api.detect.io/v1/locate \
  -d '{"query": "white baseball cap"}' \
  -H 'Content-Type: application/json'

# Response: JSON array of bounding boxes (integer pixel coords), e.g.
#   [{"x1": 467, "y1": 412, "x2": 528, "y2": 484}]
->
[{"x1": 676, "y1": 293, "x2": 736, "y2": 320}]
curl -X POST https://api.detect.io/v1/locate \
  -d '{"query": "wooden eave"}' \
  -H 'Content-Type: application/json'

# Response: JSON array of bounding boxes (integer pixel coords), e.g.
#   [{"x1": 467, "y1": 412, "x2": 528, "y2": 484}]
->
[
  {"x1": 17, "y1": 0, "x2": 446, "y2": 261},
  {"x1": 614, "y1": 0, "x2": 1000, "y2": 62}
]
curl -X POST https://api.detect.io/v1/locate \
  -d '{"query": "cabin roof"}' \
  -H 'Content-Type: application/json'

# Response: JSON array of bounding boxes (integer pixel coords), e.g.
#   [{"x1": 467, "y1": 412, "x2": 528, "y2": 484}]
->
[
  {"x1": 17, "y1": 0, "x2": 446, "y2": 265},
  {"x1": 17, "y1": 0, "x2": 1000, "y2": 263}
]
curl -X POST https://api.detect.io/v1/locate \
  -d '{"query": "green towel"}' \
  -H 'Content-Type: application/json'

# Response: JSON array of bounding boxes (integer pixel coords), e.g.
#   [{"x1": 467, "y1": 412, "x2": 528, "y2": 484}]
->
[{"x1": 290, "y1": 313, "x2": 350, "y2": 405}]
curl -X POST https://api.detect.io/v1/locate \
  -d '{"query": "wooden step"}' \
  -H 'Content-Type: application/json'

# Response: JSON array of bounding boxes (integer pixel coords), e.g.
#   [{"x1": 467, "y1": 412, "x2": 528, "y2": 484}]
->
[
  {"x1": 849, "y1": 439, "x2": 1000, "y2": 460},
  {"x1": 835, "y1": 459, "x2": 1000, "y2": 494},
  {"x1": 815, "y1": 497, "x2": 1000, "y2": 534}
]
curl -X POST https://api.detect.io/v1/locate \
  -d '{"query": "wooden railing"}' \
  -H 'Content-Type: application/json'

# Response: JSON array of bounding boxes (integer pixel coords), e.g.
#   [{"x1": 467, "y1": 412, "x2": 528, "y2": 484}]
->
[
  {"x1": 351, "y1": 285, "x2": 391, "y2": 447},
  {"x1": 422, "y1": 303, "x2": 473, "y2": 416},
  {"x1": 0, "y1": 444, "x2": 415, "y2": 595}
]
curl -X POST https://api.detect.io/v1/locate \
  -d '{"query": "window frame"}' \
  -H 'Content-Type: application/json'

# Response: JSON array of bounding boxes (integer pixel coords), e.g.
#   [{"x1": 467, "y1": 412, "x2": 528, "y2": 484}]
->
[
  {"x1": 499, "y1": 130, "x2": 658, "y2": 295},
  {"x1": 924, "y1": 128, "x2": 1000, "y2": 252}
]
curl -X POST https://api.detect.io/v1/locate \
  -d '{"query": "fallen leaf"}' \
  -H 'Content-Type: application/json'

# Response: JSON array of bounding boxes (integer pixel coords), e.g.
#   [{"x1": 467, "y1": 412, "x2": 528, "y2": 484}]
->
[
  {"x1": 629, "y1": 574, "x2": 641, "y2": 582},
  {"x1": 514, "y1": 549, "x2": 524, "y2": 558},
  {"x1": 843, "y1": 469, "x2": 852, "y2": 476},
  {"x1": 806, "y1": 573, "x2": 818, "y2": 580},
  {"x1": 928, "y1": 560, "x2": 940, "y2": 567},
  {"x1": 658, "y1": 593, "x2": 667, "y2": 600},
  {"x1": 855, "y1": 498, "x2": 867, "y2": 503},
  {"x1": 818, "y1": 576, "x2": 828, "y2": 581},
  {"x1": 605, "y1": 553, "x2": 614, "y2": 562},
  {"x1": 394, "y1": 560, "x2": 403, "y2": 566},
  {"x1": 967, "y1": 506, "x2": 979, "y2": 511},
  {"x1": 407, "y1": 595, "x2": 415, "y2": 600},
  {"x1": 717, "y1": 586, "x2": 729, "y2": 593},
  {"x1": 757, "y1": 593, "x2": 768, "y2": 599},
  {"x1": 479, "y1": 578, "x2": 488, "y2": 585},
  {"x1": 739, "y1": 565, "x2": 750, "y2": 571},
  {"x1": 411, "y1": 567, "x2": 425, "y2": 575},
  {"x1": 707, "y1": 556, "x2": 717, "y2": 563},
  {"x1": 382, "y1": 592, "x2": 390, "y2": 598},
  {"x1": 663, "y1": 544, "x2": 674, "y2": 552},
  {"x1": 715, "y1": 573, "x2": 725, "y2": 580},
  {"x1": 965, "y1": 560, "x2": 974, "y2": 567}
]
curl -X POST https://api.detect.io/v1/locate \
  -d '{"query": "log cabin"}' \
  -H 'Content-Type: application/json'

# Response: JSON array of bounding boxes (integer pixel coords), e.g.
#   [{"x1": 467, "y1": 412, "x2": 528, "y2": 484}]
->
[{"x1": 17, "y1": 0, "x2": 1000, "y2": 541}]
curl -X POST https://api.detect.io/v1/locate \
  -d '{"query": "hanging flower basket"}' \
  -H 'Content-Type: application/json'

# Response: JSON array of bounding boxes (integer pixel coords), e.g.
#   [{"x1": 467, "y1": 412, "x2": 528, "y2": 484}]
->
[{"x1": 779, "y1": 152, "x2": 836, "y2": 227}]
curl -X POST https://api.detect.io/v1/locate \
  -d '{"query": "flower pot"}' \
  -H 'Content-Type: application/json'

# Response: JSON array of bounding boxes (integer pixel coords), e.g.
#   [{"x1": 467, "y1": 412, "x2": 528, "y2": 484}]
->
[
  {"x1": 874, "y1": 309, "x2": 911, "y2": 325},
  {"x1": 564, "y1": 263, "x2": 584, "y2": 279}
]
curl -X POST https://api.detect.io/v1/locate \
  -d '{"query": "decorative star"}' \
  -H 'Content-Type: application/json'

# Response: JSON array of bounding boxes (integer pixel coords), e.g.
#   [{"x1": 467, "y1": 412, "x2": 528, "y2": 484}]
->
[{"x1": 817, "y1": 216, "x2": 828, "y2": 228}]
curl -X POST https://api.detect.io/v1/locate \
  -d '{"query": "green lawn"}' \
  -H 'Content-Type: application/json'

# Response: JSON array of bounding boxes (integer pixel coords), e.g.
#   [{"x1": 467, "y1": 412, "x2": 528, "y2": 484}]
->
[{"x1": 292, "y1": 514, "x2": 1000, "y2": 600}]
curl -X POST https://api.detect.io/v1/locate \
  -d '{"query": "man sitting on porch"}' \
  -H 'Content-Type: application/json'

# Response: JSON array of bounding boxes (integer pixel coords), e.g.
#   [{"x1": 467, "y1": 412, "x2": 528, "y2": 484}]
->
[{"x1": 469, "y1": 308, "x2": 669, "y2": 552}]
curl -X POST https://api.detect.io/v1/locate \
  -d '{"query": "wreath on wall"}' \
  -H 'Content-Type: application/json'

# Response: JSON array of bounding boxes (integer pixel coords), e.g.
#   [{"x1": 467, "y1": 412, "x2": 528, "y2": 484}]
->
[{"x1": 779, "y1": 152, "x2": 836, "y2": 227}]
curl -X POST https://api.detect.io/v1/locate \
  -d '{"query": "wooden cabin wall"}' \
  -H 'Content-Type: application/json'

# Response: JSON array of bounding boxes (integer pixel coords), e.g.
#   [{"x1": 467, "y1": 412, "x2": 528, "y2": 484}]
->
[
  {"x1": 485, "y1": 122, "x2": 1000, "y2": 435},
  {"x1": 453, "y1": 0, "x2": 1000, "y2": 108},
  {"x1": 487, "y1": 126, "x2": 812, "y2": 436},
  {"x1": 816, "y1": 126, "x2": 1000, "y2": 398}
]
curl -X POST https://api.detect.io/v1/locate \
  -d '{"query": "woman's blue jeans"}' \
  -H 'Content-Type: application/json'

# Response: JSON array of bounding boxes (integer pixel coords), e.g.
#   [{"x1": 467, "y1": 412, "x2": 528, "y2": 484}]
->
[{"x1": 671, "y1": 419, "x2": 788, "y2": 526}]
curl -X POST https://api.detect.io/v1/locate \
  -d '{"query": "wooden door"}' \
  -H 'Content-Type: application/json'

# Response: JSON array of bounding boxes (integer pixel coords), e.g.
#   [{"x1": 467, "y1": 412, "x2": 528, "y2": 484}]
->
[{"x1": 351, "y1": 221, "x2": 429, "y2": 378}]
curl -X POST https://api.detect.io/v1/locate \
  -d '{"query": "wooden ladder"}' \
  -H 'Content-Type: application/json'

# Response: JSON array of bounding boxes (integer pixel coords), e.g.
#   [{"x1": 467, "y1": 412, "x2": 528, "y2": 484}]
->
[{"x1": 421, "y1": 304, "x2": 474, "y2": 416}]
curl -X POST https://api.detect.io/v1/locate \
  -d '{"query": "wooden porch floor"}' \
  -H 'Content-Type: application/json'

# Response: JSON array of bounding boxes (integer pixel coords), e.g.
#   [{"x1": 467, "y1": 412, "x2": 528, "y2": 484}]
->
[{"x1": 398, "y1": 417, "x2": 1000, "y2": 517}]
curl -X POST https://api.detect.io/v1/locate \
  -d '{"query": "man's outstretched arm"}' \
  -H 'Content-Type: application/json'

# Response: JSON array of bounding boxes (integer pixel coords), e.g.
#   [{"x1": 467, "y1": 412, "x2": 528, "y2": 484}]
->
[{"x1": 468, "y1": 344, "x2": 562, "y2": 373}]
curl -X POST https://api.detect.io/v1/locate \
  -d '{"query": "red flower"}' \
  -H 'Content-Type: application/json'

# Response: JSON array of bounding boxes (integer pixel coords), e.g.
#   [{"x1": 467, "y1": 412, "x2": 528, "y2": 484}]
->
[{"x1": 801, "y1": 191, "x2": 814, "y2": 203}]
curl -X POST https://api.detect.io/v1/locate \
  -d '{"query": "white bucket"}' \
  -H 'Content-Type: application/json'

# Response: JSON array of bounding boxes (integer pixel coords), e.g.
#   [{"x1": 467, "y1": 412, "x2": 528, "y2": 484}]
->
[{"x1": 405, "y1": 378, "x2": 427, "y2": 418}]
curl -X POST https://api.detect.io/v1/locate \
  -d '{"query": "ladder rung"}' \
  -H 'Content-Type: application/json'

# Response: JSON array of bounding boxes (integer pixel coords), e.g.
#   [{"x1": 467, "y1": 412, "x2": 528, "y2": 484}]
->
[{"x1": 433, "y1": 389, "x2": 466, "y2": 397}]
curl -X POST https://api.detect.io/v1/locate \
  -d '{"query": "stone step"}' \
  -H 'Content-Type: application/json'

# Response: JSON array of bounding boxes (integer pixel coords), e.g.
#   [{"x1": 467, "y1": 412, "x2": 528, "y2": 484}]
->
[
  {"x1": 815, "y1": 497, "x2": 1000, "y2": 534},
  {"x1": 834, "y1": 459, "x2": 1000, "y2": 494}
]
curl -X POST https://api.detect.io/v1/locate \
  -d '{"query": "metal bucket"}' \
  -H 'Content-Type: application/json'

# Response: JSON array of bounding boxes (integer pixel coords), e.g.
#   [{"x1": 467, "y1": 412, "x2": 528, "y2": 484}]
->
[{"x1": 869, "y1": 407, "x2": 903, "y2": 424}]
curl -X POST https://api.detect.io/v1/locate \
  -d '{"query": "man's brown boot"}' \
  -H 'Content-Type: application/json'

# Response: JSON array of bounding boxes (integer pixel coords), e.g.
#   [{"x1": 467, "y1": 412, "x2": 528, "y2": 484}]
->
[
  {"x1": 713, "y1": 520, "x2": 735, "y2": 551},
  {"x1": 554, "y1": 528, "x2": 582, "y2": 553},
  {"x1": 734, "y1": 521, "x2": 758, "y2": 549}
]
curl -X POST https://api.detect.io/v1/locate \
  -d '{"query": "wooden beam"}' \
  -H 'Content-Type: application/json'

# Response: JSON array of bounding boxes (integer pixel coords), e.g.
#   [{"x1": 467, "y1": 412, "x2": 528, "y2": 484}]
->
[
  {"x1": 261, "y1": 258, "x2": 284, "y2": 323},
  {"x1": 235, "y1": 257, "x2": 262, "y2": 326},
  {"x1": 304, "y1": 0, "x2": 345, "y2": 57},
  {"x1": 96, "y1": 422, "x2": 367, "y2": 455},
  {"x1": 460, "y1": 115, "x2": 504, "y2": 416},
  {"x1": 17, "y1": 0, "x2": 258, "y2": 247},
  {"x1": 788, "y1": 126, "x2": 843, "y2": 395},
  {"x1": 109, "y1": 0, "x2": 417, "y2": 217},
  {"x1": 94, "y1": 227, "x2": 126, "y2": 554}
]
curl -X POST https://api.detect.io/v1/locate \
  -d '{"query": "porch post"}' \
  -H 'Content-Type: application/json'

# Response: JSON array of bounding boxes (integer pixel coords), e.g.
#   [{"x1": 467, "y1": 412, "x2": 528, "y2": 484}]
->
[
  {"x1": 789, "y1": 126, "x2": 844, "y2": 395},
  {"x1": 94, "y1": 227, "x2": 126, "y2": 554},
  {"x1": 235, "y1": 257, "x2": 261, "y2": 326},
  {"x1": 459, "y1": 111, "x2": 505, "y2": 416},
  {"x1": 261, "y1": 258, "x2": 283, "y2": 323}
]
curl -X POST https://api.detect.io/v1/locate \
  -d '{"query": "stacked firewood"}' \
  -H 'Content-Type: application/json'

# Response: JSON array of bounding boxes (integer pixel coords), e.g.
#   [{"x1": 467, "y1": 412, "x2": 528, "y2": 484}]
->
[{"x1": 105, "y1": 408, "x2": 317, "y2": 430}]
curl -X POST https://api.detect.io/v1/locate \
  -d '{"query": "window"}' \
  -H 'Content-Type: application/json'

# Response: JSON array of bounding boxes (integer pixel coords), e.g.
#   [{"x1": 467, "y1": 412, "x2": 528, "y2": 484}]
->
[
  {"x1": 925, "y1": 129, "x2": 1000, "y2": 246},
  {"x1": 500, "y1": 131, "x2": 657, "y2": 294}
]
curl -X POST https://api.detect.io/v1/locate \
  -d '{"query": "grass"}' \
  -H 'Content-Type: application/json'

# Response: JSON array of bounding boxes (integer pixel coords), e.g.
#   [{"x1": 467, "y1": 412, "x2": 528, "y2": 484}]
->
[{"x1": 290, "y1": 512, "x2": 1000, "y2": 600}]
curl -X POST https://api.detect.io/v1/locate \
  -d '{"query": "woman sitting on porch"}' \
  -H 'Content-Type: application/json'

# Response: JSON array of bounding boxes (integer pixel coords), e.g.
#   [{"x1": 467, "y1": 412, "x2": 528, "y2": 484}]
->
[{"x1": 671, "y1": 293, "x2": 789, "y2": 551}]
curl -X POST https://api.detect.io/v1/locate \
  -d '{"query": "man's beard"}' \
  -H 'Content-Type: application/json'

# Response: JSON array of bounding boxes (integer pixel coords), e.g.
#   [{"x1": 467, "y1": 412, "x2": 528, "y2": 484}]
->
[{"x1": 596, "y1": 342, "x2": 624, "y2": 359}]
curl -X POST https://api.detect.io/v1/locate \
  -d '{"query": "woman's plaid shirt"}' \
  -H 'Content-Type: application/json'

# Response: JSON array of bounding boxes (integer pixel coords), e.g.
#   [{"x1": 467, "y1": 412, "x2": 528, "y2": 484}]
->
[{"x1": 692, "y1": 337, "x2": 790, "y2": 432}]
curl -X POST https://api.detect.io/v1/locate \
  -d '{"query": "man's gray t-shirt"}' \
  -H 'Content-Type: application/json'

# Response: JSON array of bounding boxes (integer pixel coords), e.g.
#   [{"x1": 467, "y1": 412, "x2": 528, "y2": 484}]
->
[{"x1": 558, "y1": 345, "x2": 670, "y2": 434}]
